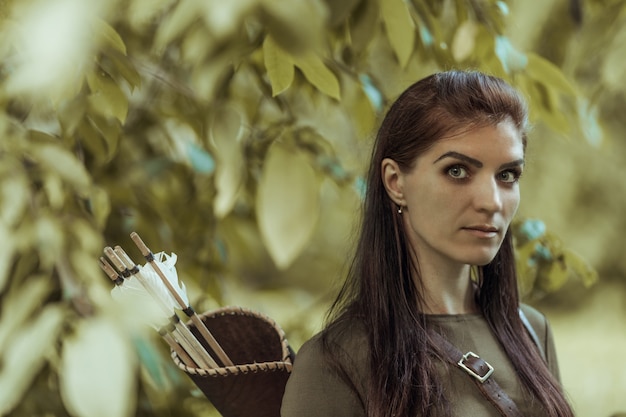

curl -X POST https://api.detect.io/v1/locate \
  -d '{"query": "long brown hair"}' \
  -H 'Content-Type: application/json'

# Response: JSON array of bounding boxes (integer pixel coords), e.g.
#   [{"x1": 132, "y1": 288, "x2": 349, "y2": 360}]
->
[{"x1": 322, "y1": 71, "x2": 573, "y2": 417}]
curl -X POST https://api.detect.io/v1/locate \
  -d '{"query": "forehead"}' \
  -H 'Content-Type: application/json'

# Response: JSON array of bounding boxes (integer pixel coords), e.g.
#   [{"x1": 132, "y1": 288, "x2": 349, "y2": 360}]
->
[{"x1": 426, "y1": 120, "x2": 524, "y2": 161}]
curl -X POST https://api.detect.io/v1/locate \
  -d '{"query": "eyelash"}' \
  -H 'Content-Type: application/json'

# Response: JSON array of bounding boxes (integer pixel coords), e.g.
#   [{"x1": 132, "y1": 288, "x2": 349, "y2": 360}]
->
[{"x1": 446, "y1": 164, "x2": 523, "y2": 184}]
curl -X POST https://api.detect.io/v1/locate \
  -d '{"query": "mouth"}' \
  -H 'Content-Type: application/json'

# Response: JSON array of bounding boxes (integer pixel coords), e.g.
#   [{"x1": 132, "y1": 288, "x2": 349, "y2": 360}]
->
[{"x1": 462, "y1": 225, "x2": 499, "y2": 238}]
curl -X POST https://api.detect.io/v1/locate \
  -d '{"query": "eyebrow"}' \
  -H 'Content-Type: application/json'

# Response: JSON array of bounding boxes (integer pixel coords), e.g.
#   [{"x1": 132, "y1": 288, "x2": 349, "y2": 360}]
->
[
  {"x1": 433, "y1": 151, "x2": 525, "y2": 170},
  {"x1": 434, "y1": 151, "x2": 482, "y2": 168}
]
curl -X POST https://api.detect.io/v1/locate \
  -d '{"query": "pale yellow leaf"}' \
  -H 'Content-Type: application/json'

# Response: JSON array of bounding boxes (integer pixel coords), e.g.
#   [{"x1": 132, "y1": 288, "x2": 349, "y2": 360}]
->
[
  {"x1": 256, "y1": 143, "x2": 320, "y2": 269},
  {"x1": 0, "y1": 276, "x2": 52, "y2": 353},
  {"x1": 181, "y1": 24, "x2": 213, "y2": 64},
  {"x1": 71, "y1": 219, "x2": 105, "y2": 255},
  {"x1": 263, "y1": 35, "x2": 295, "y2": 96},
  {"x1": 0, "y1": 305, "x2": 65, "y2": 415},
  {"x1": 211, "y1": 107, "x2": 245, "y2": 218},
  {"x1": 0, "y1": 173, "x2": 29, "y2": 226},
  {"x1": 380, "y1": 0, "x2": 414, "y2": 67},
  {"x1": 128, "y1": 0, "x2": 177, "y2": 30},
  {"x1": 190, "y1": 55, "x2": 231, "y2": 99},
  {"x1": 293, "y1": 52, "x2": 341, "y2": 100},
  {"x1": 600, "y1": 24, "x2": 626, "y2": 91},
  {"x1": 154, "y1": 0, "x2": 201, "y2": 50},
  {"x1": 43, "y1": 173, "x2": 65, "y2": 210},
  {"x1": 61, "y1": 317, "x2": 137, "y2": 417},
  {"x1": 4, "y1": 0, "x2": 94, "y2": 101},
  {"x1": 451, "y1": 20, "x2": 477, "y2": 62},
  {"x1": 200, "y1": 0, "x2": 256, "y2": 39},
  {"x1": 70, "y1": 250, "x2": 104, "y2": 288},
  {"x1": 35, "y1": 215, "x2": 65, "y2": 269},
  {"x1": 31, "y1": 144, "x2": 92, "y2": 193}
]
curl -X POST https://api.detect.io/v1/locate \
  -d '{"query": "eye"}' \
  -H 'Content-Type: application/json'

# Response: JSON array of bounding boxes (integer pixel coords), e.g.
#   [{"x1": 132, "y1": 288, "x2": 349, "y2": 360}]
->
[
  {"x1": 447, "y1": 165, "x2": 469, "y2": 179},
  {"x1": 498, "y1": 170, "x2": 521, "y2": 183}
]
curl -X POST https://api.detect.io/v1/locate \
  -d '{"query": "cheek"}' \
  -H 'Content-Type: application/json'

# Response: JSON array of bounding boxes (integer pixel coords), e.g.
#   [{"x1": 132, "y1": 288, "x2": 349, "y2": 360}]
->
[{"x1": 504, "y1": 189, "x2": 521, "y2": 219}]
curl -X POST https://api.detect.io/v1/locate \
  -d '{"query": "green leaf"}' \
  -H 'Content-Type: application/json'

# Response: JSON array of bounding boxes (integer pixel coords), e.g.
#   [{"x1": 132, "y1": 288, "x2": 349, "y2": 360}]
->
[
  {"x1": 58, "y1": 95, "x2": 88, "y2": 136},
  {"x1": 525, "y1": 53, "x2": 577, "y2": 96},
  {"x1": 563, "y1": 249, "x2": 599, "y2": 288},
  {"x1": 380, "y1": 0, "x2": 415, "y2": 67},
  {"x1": 348, "y1": 0, "x2": 380, "y2": 54},
  {"x1": 108, "y1": 50, "x2": 142, "y2": 89},
  {"x1": 292, "y1": 52, "x2": 341, "y2": 100},
  {"x1": 83, "y1": 186, "x2": 111, "y2": 229},
  {"x1": 86, "y1": 114, "x2": 122, "y2": 163},
  {"x1": 260, "y1": 0, "x2": 327, "y2": 55},
  {"x1": 353, "y1": 83, "x2": 377, "y2": 137},
  {"x1": 537, "y1": 257, "x2": 569, "y2": 293},
  {"x1": 322, "y1": 0, "x2": 361, "y2": 27},
  {"x1": 263, "y1": 35, "x2": 295, "y2": 97},
  {"x1": 77, "y1": 118, "x2": 110, "y2": 166},
  {"x1": 94, "y1": 18, "x2": 127, "y2": 55},
  {"x1": 0, "y1": 229, "x2": 16, "y2": 293},
  {"x1": 60, "y1": 317, "x2": 137, "y2": 417},
  {"x1": 256, "y1": 142, "x2": 320, "y2": 269},
  {"x1": 87, "y1": 70, "x2": 129, "y2": 124},
  {"x1": 515, "y1": 239, "x2": 539, "y2": 298}
]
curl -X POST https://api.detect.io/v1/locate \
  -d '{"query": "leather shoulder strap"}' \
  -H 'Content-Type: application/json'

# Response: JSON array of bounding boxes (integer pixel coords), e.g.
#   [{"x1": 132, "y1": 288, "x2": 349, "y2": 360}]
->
[{"x1": 429, "y1": 330, "x2": 524, "y2": 417}]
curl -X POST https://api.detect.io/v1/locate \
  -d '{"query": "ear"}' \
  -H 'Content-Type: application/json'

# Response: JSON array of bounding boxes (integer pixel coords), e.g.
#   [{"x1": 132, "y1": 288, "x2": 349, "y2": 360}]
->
[{"x1": 381, "y1": 158, "x2": 405, "y2": 206}]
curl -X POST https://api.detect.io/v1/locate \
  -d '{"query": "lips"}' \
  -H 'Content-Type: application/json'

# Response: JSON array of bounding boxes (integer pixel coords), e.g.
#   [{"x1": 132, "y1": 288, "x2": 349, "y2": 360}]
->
[{"x1": 462, "y1": 225, "x2": 499, "y2": 238}]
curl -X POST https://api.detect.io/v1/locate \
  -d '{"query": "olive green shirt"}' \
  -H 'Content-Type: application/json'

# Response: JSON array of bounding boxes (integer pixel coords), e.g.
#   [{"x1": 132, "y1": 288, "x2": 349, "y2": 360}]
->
[{"x1": 281, "y1": 305, "x2": 560, "y2": 417}]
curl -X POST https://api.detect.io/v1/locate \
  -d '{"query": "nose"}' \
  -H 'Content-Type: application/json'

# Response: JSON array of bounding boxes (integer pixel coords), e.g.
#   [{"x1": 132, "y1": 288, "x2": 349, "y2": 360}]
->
[{"x1": 473, "y1": 178, "x2": 503, "y2": 213}]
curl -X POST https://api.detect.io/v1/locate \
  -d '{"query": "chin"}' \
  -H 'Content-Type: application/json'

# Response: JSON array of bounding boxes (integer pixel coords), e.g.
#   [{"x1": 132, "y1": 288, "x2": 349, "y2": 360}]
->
[{"x1": 461, "y1": 250, "x2": 499, "y2": 266}]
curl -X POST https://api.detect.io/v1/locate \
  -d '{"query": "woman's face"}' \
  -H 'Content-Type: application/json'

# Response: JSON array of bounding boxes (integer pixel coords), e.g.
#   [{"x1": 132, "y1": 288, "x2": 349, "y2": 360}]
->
[{"x1": 383, "y1": 119, "x2": 524, "y2": 267}]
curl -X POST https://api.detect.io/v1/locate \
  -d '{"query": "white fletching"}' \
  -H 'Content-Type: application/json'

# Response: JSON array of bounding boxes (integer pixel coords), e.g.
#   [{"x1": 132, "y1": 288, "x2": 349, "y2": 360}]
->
[
  {"x1": 135, "y1": 264, "x2": 179, "y2": 311},
  {"x1": 145, "y1": 252, "x2": 189, "y2": 307},
  {"x1": 111, "y1": 275, "x2": 170, "y2": 329}
]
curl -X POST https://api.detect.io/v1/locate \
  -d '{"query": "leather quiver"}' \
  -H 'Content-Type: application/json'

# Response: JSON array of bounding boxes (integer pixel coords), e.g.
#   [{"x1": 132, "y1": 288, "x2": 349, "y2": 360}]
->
[{"x1": 171, "y1": 306, "x2": 294, "y2": 417}]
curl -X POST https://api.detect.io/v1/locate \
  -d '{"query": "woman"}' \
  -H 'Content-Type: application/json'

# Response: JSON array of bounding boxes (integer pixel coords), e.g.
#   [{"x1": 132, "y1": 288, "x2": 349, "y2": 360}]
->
[{"x1": 280, "y1": 71, "x2": 574, "y2": 417}]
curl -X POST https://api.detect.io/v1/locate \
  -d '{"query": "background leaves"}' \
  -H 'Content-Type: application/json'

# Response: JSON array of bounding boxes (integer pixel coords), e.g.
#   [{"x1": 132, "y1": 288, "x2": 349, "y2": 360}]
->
[{"x1": 0, "y1": 0, "x2": 624, "y2": 416}]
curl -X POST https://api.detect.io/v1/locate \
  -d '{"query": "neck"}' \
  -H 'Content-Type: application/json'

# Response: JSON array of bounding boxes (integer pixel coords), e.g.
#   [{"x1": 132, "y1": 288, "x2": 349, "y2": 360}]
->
[{"x1": 413, "y1": 259, "x2": 478, "y2": 315}]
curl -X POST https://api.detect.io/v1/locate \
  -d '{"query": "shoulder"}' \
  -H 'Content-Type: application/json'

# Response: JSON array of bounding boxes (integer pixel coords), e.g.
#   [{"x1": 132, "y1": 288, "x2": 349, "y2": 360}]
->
[
  {"x1": 293, "y1": 319, "x2": 369, "y2": 383},
  {"x1": 519, "y1": 303, "x2": 561, "y2": 380},
  {"x1": 519, "y1": 303, "x2": 548, "y2": 339},
  {"x1": 281, "y1": 320, "x2": 369, "y2": 417}
]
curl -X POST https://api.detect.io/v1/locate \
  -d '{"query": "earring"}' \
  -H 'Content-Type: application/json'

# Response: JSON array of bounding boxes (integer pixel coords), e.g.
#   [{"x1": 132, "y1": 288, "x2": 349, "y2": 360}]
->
[{"x1": 397, "y1": 206, "x2": 403, "y2": 214}]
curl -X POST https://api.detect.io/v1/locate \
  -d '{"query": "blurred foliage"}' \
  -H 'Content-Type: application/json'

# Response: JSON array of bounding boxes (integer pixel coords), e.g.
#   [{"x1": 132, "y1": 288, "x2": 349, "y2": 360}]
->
[{"x1": 0, "y1": 0, "x2": 621, "y2": 416}]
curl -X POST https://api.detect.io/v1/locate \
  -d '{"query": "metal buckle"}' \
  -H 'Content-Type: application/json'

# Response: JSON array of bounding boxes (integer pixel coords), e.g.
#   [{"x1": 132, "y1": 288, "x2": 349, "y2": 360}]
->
[{"x1": 457, "y1": 351, "x2": 494, "y2": 383}]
